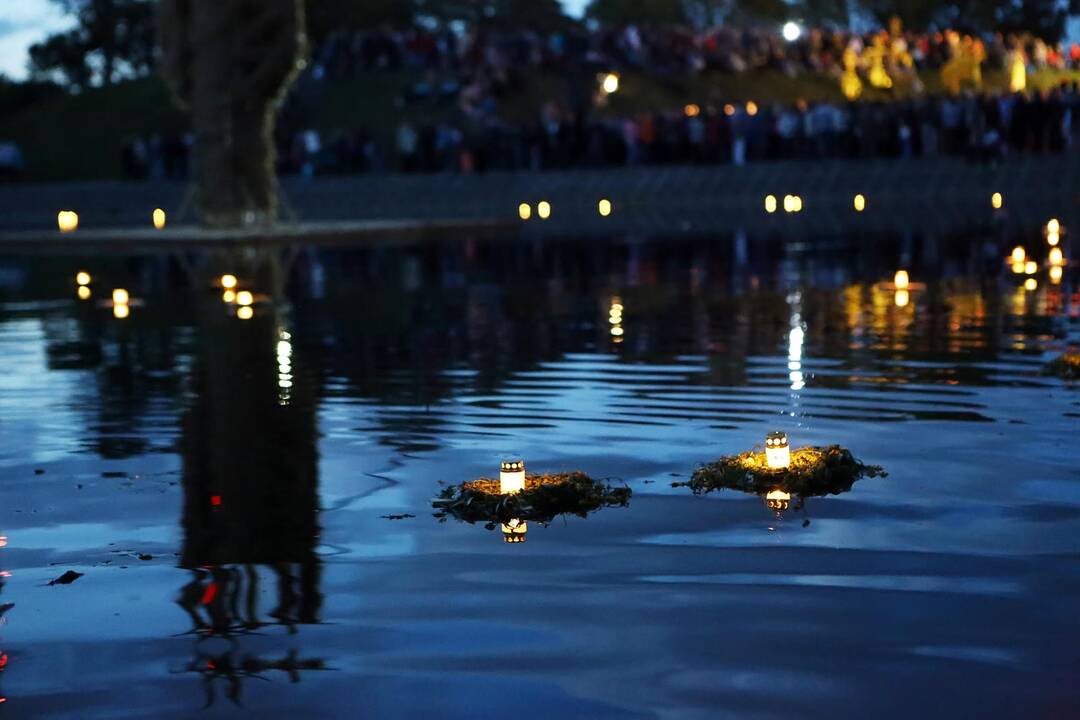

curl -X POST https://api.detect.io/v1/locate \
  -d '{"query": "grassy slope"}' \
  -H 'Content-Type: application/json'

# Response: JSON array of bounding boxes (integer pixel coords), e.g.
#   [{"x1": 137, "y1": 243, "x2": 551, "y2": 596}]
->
[{"x1": 1, "y1": 68, "x2": 1077, "y2": 181}]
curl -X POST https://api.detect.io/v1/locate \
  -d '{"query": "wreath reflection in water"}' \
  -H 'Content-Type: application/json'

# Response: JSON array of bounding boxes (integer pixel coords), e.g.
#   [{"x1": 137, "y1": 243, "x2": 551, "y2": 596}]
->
[
  {"x1": 433, "y1": 471, "x2": 631, "y2": 543},
  {"x1": 675, "y1": 445, "x2": 886, "y2": 521}
]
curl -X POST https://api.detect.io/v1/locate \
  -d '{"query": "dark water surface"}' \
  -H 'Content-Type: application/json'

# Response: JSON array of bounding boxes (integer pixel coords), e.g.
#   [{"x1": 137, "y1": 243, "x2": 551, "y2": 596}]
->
[{"x1": 0, "y1": 229, "x2": 1078, "y2": 718}]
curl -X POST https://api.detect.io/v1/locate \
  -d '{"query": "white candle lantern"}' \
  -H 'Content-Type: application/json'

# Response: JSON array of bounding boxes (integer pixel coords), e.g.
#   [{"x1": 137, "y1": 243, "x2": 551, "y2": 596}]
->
[
  {"x1": 765, "y1": 432, "x2": 790, "y2": 469},
  {"x1": 499, "y1": 458, "x2": 526, "y2": 494},
  {"x1": 57, "y1": 210, "x2": 78, "y2": 233},
  {"x1": 502, "y1": 518, "x2": 528, "y2": 544}
]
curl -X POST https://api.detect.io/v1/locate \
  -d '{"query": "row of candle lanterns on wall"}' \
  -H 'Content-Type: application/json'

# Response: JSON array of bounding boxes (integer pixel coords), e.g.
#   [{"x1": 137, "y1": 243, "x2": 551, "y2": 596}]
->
[
  {"x1": 519, "y1": 199, "x2": 613, "y2": 221},
  {"x1": 57, "y1": 209, "x2": 167, "y2": 233}
]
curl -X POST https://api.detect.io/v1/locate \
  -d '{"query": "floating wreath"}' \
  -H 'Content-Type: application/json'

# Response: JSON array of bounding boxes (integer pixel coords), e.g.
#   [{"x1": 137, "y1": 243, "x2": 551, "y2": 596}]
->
[
  {"x1": 674, "y1": 445, "x2": 886, "y2": 499},
  {"x1": 433, "y1": 471, "x2": 631, "y2": 527}
]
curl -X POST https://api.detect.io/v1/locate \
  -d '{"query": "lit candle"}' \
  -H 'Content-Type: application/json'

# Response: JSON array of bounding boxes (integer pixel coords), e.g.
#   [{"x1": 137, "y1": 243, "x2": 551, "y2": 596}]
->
[
  {"x1": 77, "y1": 285, "x2": 91, "y2": 300},
  {"x1": 152, "y1": 208, "x2": 166, "y2": 230},
  {"x1": 518, "y1": 203, "x2": 531, "y2": 221},
  {"x1": 765, "y1": 432, "x2": 791, "y2": 469},
  {"x1": 1048, "y1": 232, "x2": 1060, "y2": 247},
  {"x1": 765, "y1": 195, "x2": 777, "y2": 213},
  {"x1": 237, "y1": 306, "x2": 253, "y2": 320},
  {"x1": 1024, "y1": 260, "x2": 1037, "y2": 275},
  {"x1": 499, "y1": 458, "x2": 526, "y2": 494},
  {"x1": 1050, "y1": 265, "x2": 1063, "y2": 284},
  {"x1": 112, "y1": 288, "x2": 129, "y2": 305},
  {"x1": 598, "y1": 198, "x2": 612, "y2": 217},
  {"x1": 1011, "y1": 246, "x2": 1026, "y2": 264},
  {"x1": 854, "y1": 194, "x2": 866, "y2": 212},
  {"x1": 537, "y1": 201, "x2": 551, "y2": 220},
  {"x1": 991, "y1": 192, "x2": 1003, "y2": 209},
  {"x1": 1024, "y1": 278, "x2": 1037, "y2": 291},
  {"x1": 221, "y1": 274, "x2": 238, "y2": 289},
  {"x1": 601, "y1": 72, "x2": 619, "y2": 94},
  {"x1": 75, "y1": 271, "x2": 91, "y2": 286},
  {"x1": 1047, "y1": 218, "x2": 1060, "y2": 235},
  {"x1": 222, "y1": 290, "x2": 236, "y2": 303},
  {"x1": 235, "y1": 290, "x2": 253, "y2": 307},
  {"x1": 501, "y1": 518, "x2": 528, "y2": 544},
  {"x1": 1049, "y1": 247, "x2": 1064, "y2": 266},
  {"x1": 57, "y1": 210, "x2": 79, "y2": 233},
  {"x1": 894, "y1": 270, "x2": 909, "y2": 290}
]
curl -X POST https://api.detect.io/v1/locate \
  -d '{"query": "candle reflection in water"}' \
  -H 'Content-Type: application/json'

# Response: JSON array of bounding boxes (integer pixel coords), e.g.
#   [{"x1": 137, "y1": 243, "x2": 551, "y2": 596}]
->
[
  {"x1": 765, "y1": 489, "x2": 791, "y2": 513},
  {"x1": 502, "y1": 518, "x2": 528, "y2": 543},
  {"x1": 77, "y1": 285, "x2": 91, "y2": 301},
  {"x1": 609, "y1": 296, "x2": 624, "y2": 343}
]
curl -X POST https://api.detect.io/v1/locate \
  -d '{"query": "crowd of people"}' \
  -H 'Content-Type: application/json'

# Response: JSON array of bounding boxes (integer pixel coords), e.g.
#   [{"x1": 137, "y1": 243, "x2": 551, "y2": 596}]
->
[{"x1": 120, "y1": 19, "x2": 1080, "y2": 180}]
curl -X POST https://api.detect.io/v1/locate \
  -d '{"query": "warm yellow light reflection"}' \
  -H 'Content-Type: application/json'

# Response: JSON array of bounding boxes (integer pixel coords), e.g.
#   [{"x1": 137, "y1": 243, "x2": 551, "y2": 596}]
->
[
  {"x1": 112, "y1": 288, "x2": 129, "y2": 305},
  {"x1": 598, "y1": 198, "x2": 612, "y2": 217},
  {"x1": 684, "y1": 103, "x2": 700, "y2": 117},
  {"x1": 502, "y1": 518, "x2": 527, "y2": 544},
  {"x1": 537, "y1": 201, "x2": 551, "y2": 220},
  {"x1": 991, "y1": 192, "x2": 1003, "y2": 209},
  {"x1": 1024, "y1": 260, "x2": 1037, "y2": 275},
  {"x1": 113, "y1": 303, "x2": 130, "y2": 319},
  {"x1": 1050, "y1": 247, "x2": 1064, "y2": 266},
  {"x1": 1024, "y1": 278, "x2": 1038, "y2": 291},
  {"x1": 236, "y1": 290, "x2": 254, "y2": 306},
  {"x1": 518, "y1": 202, "x2": 531, "y2": 220},
  {"x1": 791, "y1": 195, "x2": 802, "y2": 213},
  {"x1": 894, "y1": 270, "x2": 909, "y2": 290},
  {"x1": 499, "y1": 459, "x2": 525, "y2": 494},
  {"x1": 610, "y1": 326, "x2": 624, "y2": 336},
  {"x1": 1011, "y1": 246, "x2": 1026, "y2": 264},
  {"x1": 765, "y1": 489, "x2": 792, "y2": 512},
  {"x1": 152, "y1": 208, "x2": 166, "y2": 229},
  {"x1": 57, "y1": 210, "x2": 78, "y2": 232},
  {"x1": 765, "y1": 432, "x2": 790, "y2": 469},
  {"x1": 854, "y1": 194, "x2": 866, "y2": 212},
  {"x1": 1011, "y1": 261, "x2": 1026, "y2": 274},
  {"x1": 1050, "y1": 265, "x2": 1064, "y2": 283},
  {"x1": 783, "y1": 195, "x2": 794, "y2": 213},
  {"x1": 237, "y1": 306, "x2": 253, "y2": 320},
  {"x1": 894, "y1": 289, "x2": 910, "y2": 307},
  {"x1": 76, "y1": 271, "x2": 91, "y2": 286},
  {"x1": 745, "y1": 101, "x2": 758, "y2": 116},
  {"x1": 1048, "y1": 232, "x2": 1060, "y2": 247},
  {"x1": 1047, "y1": 218, "x2": 1060, "y2": 235},
  {"x1": 222, "y1": 290, "x2": 236, "y2": 303},
  {"x1": 601, "y1": 72, "x2": 619, "y2": 94},
  {"x1": 765, "y1": 194, "x2": 777, "y2": 213},
  {"x1": 723, "y1": 103, "x2": 735, "y2": 116},
  {"x1": 77, "y1": 285, "x2": 91, "y2": 300},
  {"x1": 221, "y1": 274, "x2": 238, "y2": 289}
]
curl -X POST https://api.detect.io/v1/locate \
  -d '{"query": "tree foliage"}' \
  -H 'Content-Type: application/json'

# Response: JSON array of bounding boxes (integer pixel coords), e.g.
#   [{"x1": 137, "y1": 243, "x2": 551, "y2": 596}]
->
[{"x1": 29, "y1": 0, "x2": 155, "y2": 89}]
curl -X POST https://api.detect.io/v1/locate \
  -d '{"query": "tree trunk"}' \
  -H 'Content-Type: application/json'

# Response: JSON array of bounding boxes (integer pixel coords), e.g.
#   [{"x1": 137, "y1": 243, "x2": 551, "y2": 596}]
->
[{"x1": 159, "y1": 0, "x2": 306, "y2": 228}]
